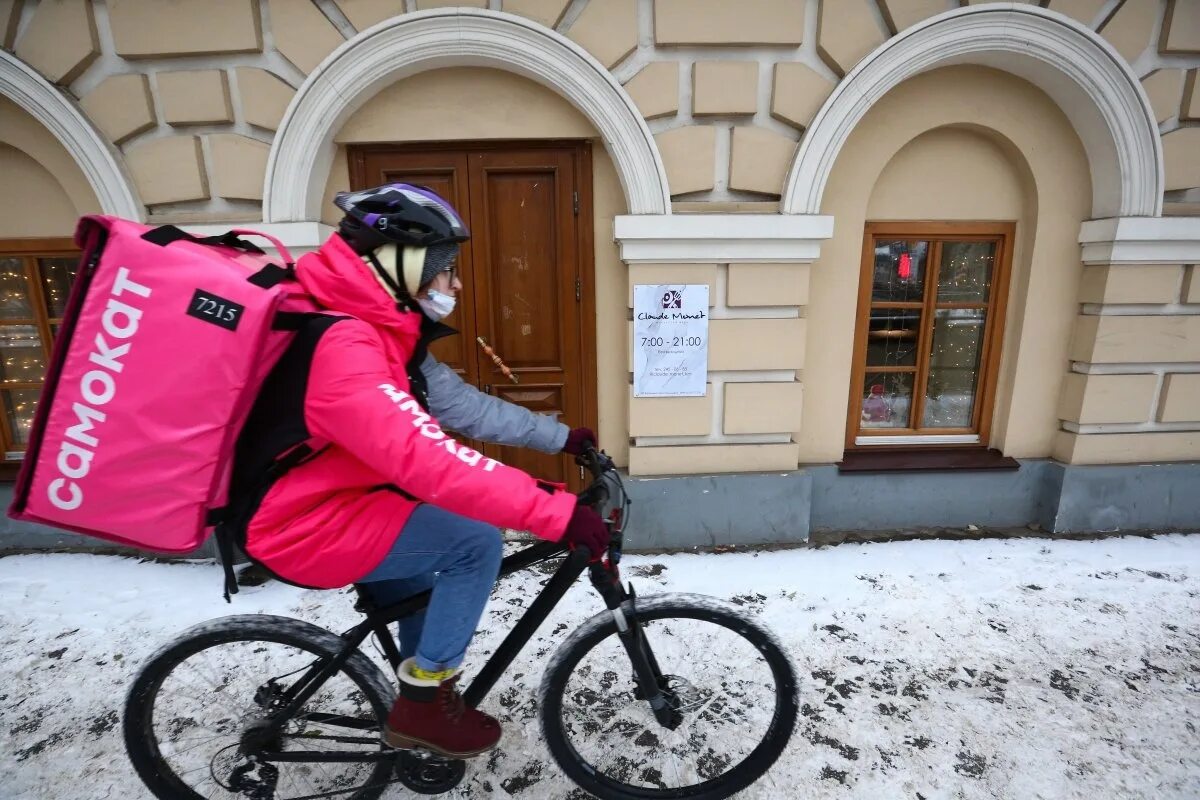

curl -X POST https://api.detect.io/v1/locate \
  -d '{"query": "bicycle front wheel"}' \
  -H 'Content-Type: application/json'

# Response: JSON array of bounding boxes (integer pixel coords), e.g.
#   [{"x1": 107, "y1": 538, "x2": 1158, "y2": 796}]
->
[
  {"x1": 540, "y1": 593, "x2": 798, "y2": 800},
  {"x1": 124, "y1": 615, "x2": 397, "y2": 800}
]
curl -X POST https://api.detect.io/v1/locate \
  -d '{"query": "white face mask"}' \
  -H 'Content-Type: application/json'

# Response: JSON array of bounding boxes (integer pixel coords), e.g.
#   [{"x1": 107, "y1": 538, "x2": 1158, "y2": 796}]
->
[{"x1": 417, "y1": 289, "x2": 457, "y2": 321}]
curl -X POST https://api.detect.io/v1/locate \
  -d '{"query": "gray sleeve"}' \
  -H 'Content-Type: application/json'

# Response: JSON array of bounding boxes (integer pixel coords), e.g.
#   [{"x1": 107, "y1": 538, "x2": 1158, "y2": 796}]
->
[{"x1": 421, "y1": 353, "x2": 569, "y2": 454}]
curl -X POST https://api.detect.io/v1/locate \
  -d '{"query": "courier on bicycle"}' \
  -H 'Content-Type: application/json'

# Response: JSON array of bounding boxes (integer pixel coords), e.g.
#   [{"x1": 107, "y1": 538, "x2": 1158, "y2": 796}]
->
[{"x1": 228, "y1": 184, "x2": 608, "y2": 758}]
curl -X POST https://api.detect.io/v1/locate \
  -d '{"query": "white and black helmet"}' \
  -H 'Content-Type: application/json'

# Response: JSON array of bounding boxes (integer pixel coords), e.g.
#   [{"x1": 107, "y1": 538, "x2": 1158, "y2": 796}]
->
[{"x1": 335, "y1": 183, "x2": 469, "y2": 255}]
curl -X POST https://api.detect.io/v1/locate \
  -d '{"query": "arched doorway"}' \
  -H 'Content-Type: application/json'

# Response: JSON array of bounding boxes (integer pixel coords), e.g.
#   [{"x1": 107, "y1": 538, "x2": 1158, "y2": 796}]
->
[{"x1": 785, "y1": 4, "x2": 1163, "y2": 220}]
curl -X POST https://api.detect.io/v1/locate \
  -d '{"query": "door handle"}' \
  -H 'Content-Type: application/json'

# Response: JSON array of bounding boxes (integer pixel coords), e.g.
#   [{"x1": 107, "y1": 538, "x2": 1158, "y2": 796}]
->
[{"x1": 477, "y1": 336, "x2": 519, "y2": 384}]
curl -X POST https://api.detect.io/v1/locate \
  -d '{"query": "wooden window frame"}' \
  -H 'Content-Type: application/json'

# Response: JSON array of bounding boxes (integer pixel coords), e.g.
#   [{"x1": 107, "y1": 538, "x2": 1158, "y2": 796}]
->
[
  {"x1": 0, "y1": 237, "x2": 80, "y2": 476},
  {"x1": 844, "y1": 221, "x2": 1015, "y2": 454}
]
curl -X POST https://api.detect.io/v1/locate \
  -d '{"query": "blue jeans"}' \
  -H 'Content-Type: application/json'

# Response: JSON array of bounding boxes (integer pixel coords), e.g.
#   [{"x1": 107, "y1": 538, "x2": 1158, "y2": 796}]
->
[{"x1": 358, "y1": 504, "x2": 503, "y2": 672}]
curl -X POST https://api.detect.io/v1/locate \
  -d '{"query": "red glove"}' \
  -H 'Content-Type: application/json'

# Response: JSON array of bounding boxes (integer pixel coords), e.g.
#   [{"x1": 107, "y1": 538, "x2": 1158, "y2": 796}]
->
[
  {"x1": 561, "y1": 504, "x2": 610, "y2": 561},
  {"x1": 562, "y1": 427, "x2": 596, "y2": 456}
]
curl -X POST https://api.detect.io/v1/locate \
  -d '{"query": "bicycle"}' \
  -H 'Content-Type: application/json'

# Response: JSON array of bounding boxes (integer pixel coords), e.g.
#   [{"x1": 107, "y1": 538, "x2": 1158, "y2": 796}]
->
[{"x1": 123, "y1": 448, "x2": 799, "y2": 799}]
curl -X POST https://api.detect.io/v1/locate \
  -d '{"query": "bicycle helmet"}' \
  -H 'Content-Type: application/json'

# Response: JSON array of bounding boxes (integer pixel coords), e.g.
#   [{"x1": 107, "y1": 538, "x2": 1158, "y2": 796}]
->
[
  {"x1": 335, "y1": 183, "x2": 469, "y2": 304},
  {"x1": 335, "y1": 183, "x2": 469, "y2": 254}
]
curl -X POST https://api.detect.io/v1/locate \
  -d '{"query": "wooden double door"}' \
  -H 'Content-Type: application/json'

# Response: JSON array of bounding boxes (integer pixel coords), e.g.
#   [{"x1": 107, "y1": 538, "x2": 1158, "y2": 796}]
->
[{"x1": 350, "y1": 141, "x2": 596, "y2": 488}]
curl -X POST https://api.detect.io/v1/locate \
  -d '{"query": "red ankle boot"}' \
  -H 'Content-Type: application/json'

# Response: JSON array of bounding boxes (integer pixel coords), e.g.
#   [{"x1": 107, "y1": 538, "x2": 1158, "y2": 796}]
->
[{"x1": 383, "y1": 658, "x2": 502, "y2": 758}]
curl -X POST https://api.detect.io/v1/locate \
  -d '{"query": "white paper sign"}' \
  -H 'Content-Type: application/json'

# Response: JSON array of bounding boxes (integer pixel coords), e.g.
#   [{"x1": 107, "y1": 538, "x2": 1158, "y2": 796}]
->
[{"x1": 633, "y1": 284, "x2": 709, "y2": 397}]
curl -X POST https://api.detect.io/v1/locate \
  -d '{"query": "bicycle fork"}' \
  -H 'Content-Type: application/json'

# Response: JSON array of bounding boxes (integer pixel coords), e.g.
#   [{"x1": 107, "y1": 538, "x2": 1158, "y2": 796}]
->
[{"x1": 589, "y1": 565, "x2": 683, "y2": 731}]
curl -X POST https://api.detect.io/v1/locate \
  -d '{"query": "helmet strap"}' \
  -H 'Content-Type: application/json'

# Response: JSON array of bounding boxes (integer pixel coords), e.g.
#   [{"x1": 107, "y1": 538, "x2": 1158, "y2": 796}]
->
[{"x1": 365, "y1": 250, "x2": 421, "y2": 313}]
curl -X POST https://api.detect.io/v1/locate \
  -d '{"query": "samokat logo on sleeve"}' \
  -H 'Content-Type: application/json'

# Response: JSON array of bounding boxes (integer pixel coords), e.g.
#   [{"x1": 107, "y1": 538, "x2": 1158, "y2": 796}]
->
[
  {"x1": 378, "y1": 383, "x2": 500, "y2": 472},
  {"x1": 187, "y1": 289, "x2": 244, "y2": 331}
]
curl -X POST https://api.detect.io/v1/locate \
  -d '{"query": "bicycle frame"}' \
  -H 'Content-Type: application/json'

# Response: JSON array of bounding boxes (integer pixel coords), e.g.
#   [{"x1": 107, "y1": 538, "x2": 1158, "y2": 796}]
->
[
  {"x1": 247, "y1": 448, "x2": 681, "y2": 764},
  {"x1": 249, "y1": 540, "x2": 672, "y2": 765}
]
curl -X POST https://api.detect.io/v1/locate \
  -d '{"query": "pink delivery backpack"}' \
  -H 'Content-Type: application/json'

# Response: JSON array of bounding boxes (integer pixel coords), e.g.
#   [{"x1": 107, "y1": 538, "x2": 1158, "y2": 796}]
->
[{"x1": 8, "y1": 215, "x2": 321, "y2": 562}]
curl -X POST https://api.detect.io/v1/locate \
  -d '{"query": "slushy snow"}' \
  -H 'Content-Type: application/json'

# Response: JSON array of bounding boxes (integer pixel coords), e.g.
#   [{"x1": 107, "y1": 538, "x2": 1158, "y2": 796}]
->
[{"x1": 1, "y1": 534, "x2": 1198, "y2": 799}]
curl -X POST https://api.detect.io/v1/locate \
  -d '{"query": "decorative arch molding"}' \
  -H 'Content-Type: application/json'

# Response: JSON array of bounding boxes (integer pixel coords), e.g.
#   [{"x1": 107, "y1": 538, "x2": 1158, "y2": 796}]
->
[
  {"x1": 265, "y1": 9, "x2": 670, "y2": 221},
  {"x1": 0, "y1": 51, "x2": 141, "y2": 220},
  {"x1": 784, "y1": 5, "x2": 1164, "y2": 218}
]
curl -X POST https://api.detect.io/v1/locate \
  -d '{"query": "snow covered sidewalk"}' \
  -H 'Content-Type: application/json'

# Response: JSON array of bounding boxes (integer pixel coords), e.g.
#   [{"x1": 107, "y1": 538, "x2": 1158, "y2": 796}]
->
[{"x1": 1, "y1": 534, "x2": 1198, "y2": 799}]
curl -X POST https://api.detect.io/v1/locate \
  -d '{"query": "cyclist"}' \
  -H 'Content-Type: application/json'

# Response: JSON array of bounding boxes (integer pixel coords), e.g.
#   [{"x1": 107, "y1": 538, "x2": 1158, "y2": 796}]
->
[{"x1": 233, "y1": 183, "x2": 610, "y2": 759}]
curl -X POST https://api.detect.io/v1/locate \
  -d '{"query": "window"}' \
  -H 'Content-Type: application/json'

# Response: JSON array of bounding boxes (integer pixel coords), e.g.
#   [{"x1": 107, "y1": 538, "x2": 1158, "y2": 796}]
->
[
  {"x1": 0, "y1": 239, "x2": 79, "y2": 461},
  {"x1": 847, "y1": 222, "x2": 1013, "y2": 449}
]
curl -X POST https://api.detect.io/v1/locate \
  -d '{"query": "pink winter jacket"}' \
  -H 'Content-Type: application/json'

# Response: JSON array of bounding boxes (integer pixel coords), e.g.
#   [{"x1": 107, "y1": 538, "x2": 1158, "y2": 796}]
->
[{"x1": 243, "y1": 234, "x2": 576, "y2": 588}]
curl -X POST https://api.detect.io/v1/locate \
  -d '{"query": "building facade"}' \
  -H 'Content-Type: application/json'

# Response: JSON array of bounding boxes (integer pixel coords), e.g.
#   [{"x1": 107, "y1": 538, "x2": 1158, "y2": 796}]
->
[{"x1": 2, "y1": 0, "x2": 1199, "y2": 550}]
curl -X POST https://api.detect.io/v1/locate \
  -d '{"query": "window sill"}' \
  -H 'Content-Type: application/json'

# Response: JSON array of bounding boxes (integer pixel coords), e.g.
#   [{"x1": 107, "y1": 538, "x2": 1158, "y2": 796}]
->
[{"x1": 837, "y1": 447, "x2": 1019, "y2": 474}]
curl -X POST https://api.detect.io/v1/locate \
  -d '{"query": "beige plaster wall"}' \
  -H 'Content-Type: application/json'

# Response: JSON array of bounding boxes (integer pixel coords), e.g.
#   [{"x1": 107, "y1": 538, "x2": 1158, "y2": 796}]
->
[
  {"x1": 0, "y1": 97, "x2": 101, "y2": 233},
  {"x1": 801, "y1": 65, "x2": 1091, "y2": 463},
  {"x1": 0, "y1": 145, "x2": 79, "y2": 238},
  {"x1": 7, "y1": 0, "x2": 1196, "y2": 220},
  {"x1": 319, "y1": 67, "x2": 630, "y2": 465}
]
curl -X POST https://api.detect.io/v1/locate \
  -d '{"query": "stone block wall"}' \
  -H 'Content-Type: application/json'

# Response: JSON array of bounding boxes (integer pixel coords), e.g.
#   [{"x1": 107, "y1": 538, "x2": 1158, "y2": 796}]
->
[
  {"x1": 4, "y1": 0, "x2": 1196, "y2": 220},
  {"x1": 1055, "y1": 258, "x2": 1200, "y2": 464},
  {"x1": 625, "y1": 260, "x2": 809, "y2": 475}
]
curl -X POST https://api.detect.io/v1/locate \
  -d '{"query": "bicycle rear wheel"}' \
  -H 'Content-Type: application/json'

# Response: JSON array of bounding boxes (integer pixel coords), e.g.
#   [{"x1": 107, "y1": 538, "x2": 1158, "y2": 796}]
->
[
  {"x1": 540, "y1": 593, "x2": 798, "y2": 800},
  {"x1": 124, "y1": 615, "x2": 397, "y2": 800}
]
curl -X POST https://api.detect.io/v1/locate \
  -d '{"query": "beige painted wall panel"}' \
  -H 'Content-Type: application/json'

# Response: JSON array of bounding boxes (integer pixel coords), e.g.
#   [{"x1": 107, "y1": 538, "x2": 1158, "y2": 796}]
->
[
  {"x1": 80, "y1": 74, "x2": 155, "y2": 144},
  {"x1": 1045, "y1": 0, "x2": 1108, "y2": 26},
  {"x1": 1, "y1": 0, "x2": 21, "y2": 49},
  {"x1": 724, "y1": 382, "x2": 804, "y2": 434},
  {"x1": 108, "y1": 0, "x2": 261, "y2": 58},
  {"x1": 1185, "y1": 71, "x2": 1200, "y2": 121},
  {"x1": 323, "y1": 67, "x2": 629, "y2": 466},
  {"x1": 729, "y1": 126, "x2": 797, "y2": 197},
  {"x1": 159, "y1": 71, "x2": 234, "y2": 126},
  {"x1": 802, "y1": 67, "x2": 1091, "y2": 464},
  {"x1": 1161, "y1": 0, "x2": 1200, "y2": 54},
  {"x1": 1070, "y1": 315, "x2": 1200, "y2": 363},
  {"x1": 333, "y1": 1, "x2": 406, "y2": 31},
  {"x1": 817, "y1": 0, "x2": 887, "y2": 75},
  {"x1": 1141, "y1": 70, "x2": 1185, "y2": 124},
  {"x1": 1053, "y1": 431, "x2": 1200, "y2": 464},
  {"x1": 0, "y1": 97, "x2": 101, "y2": 220},
  {"x1": 727, "y1": 262, "x2": 809, "y2": 307},
  {"x1": 126, "y1": 136, "x2": 209, "y2": 206},
  {"x1": 592, "y1": 148, "x2": 629, "y2": 466},
  {"x1": 209, "y1": 134, "x2": 270, "y2": 200},
  {"x1": 771, "y1": 63, "x2": 835, "y2": 130},
  {"x1": 624, "y1": 62, "x2": 679, "y2": 120},
  {"x1": 13, "y1": 0, "x2": 98, "y2": 84},
  {"x1": 1057, "y1": 373, "x2": 1157, "y2": 424},
  {"x1": 0, "y1": 145, "x2": 79, "y2": 238},
  {"x1": 1078, "y1": 265, "x2": 1184, "y2": 304},
  {"x1": 1098, "y1": 0, "x2": 1158, "y2": 64},
  {"x1": 655, "y1": 126, "x2": 717, "y2": 196},
  {"x1": 336, "y1": 68, "x2": 596, "y2": 142},
  {"x1": 1162, "y1": 127, "x2": 1200, "y2": 190},
  {"x1": 269, "y1": 0, "x2": 346, "y2": 75},
  {"x1": 629, "y1": 388, "x2": 713, "y2": 436},
  {"x1": 629, "y1": 443, "x2": 799, "y2": 476},
  {"x1": 710, "y1": 318, "x2": 806, "y2": 371},
  {"x1": 236, "y1": 68, "x2": 296, "y2": 131},
  {"x1": 567, "y1": 0, "x2": 638, "y2": 68},
  {"x1": 693, "y1": 62, "x2": 759, "y2": 116},
  {"x1": 880, "y1": 0, "x2": 953, "y2": 33},
  {"x1": 654, "y1": 0, "x2": 804, "y2": 45},
  {"x1": 503, "y1": 0, "x2": 572, "y2": 29},
  {"x1": 1186, "y1": 266, "x2": 1200, "y2": 303},
  {"x1": 1158, "y1": 373, "x2": 1200, "y2": 422},
  {"x1": 322, "y1": 147, "x2": 352, "y2": 226},
  {"x1": 628, "y1": 264, "x2": 717, "y2": 306},
  {"x1": 868, "y1": 127, "x2": 1024, "y2": 219}
]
